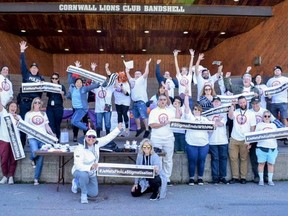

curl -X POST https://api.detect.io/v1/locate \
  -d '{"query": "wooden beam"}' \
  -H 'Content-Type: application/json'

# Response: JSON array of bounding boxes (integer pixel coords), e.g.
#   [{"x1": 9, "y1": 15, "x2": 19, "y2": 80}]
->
[{"x1": 0, "y1": 3, "x2": 272, "y2": 17}]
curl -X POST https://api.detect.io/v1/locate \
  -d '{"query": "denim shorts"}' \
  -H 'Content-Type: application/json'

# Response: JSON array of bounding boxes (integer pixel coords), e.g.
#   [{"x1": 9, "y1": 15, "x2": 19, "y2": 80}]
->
[
  {"x1": 256, "y1": 147, "x2": 278, "y2": 164},
  {"x1": 271, "y1": 103, "x2": 288, "y2": 119},
  {"x1": 132, "y1": 101, "x2": 148, "y2": 119}
]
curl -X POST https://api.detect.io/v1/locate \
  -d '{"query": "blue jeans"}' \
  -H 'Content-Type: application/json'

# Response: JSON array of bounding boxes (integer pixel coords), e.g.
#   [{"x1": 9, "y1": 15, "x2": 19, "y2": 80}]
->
[
  {"x1": 186, "y1": 144, "x2": 209, "y2": 178},
  {"x1": 73, "y1": 170, "x2": 98, "y2": 197},
  {"x1": 71, "y1": 108, "x2": 88, "y2": 131},
  {"x1": 29, "y1": 138, "x2": 44, "y2": 180},
  {"x1": 96, "y1": 112, "x2": 112, "y2": 132},
  {"x1": 209, "y1": 144, "x2": 228, "y2": 181}
]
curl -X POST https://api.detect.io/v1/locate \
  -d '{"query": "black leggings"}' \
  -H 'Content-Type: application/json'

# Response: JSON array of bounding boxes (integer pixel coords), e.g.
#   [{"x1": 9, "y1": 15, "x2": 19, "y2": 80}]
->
[
  {"x1": 131, "y1": 175, "x2": 162, "y2": 197},
  {"x1": 115, "y1": 104, "x2": 129, "y2": 128}
]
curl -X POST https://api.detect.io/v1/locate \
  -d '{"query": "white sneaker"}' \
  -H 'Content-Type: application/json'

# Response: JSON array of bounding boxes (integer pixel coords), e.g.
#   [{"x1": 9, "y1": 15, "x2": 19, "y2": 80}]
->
[
  {"x1": 8, "y1": 177, "x2": 14, "y2": 185},
  {"x1": 81, "y1": 193, "x2": 88, "y2": 204},
  {"x1": 71, "y1": 178, "x2": 78, "y2": 193},
  {"x1": 268, "y1": 181, "x2": 275, "y2": 186},
  {"x1": 258, "y1": 181, "x2": 264, "y2": 186},
  {"x1": 0, "y1": 176, "x2": 8, "y2": 184},
  {"x1": 31, "y1": 160, "x2": 36, "y2": 169},
  {"x1": 34, "y1": 179, "x2": 39, "y2": 186}
]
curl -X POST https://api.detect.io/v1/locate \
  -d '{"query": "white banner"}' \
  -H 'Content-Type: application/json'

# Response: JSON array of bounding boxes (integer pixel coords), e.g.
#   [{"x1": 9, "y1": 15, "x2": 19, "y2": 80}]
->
[
  {"x1": 22, "y1": 82, "x2": 62, "y2": 93},
  {"x1": 202, "y1": 104, "x2": 230, "y2": 117},
  {"x1": 97, "y1": 163, "x2": 155, "y2": 178},
  {"x1": 4, "y1": 115, "x2": 25, "y2": 160},
  {"x1": 217, "y1": 92, "x2": 254, "y2": 104},
  {"x1": 264, "y1": 82, "x2": 288, "y2": 97},
  {"x1": 67, "y1": 65, "x2": 107, "y2": 84},
  {"x1": 170, "y1": 119, "x2": 215, "y2": 131},
  {"x1": 17, "y1": 120, "x2": 58, "y2": 145},
  {"x1": 244, "y1": 128, "x2": 288, "y2": 143}
]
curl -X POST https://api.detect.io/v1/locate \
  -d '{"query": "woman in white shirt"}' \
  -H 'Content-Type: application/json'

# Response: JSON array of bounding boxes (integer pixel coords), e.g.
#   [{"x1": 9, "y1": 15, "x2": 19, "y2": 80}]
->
[
  {"x1": 255, "y1": 110, "x2": 278, "y2": 186},
  {"x1": 25, "y1": 97, "x2": 55, "y2": 185}
]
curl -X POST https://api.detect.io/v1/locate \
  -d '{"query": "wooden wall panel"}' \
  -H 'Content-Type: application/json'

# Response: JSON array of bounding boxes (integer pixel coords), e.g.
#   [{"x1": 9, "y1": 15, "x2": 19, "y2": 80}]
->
[{"x1": 201, "y1": 0, "x2": 288, "y2": 78}]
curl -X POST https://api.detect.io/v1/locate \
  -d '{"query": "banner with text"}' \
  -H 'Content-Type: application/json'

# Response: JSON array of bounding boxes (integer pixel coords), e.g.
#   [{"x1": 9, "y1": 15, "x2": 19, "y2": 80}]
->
[
  {"x1": 67, "y1": 65, "x2": 107, "y2": 84},
  {"x1": 17, "y1": 120, "x2": 58, "y2": 145},
  {"x1": 170, "y1": 119, "x2": 215, "y2": 131},
  {"x1": 202, "y1": 104, "x2": 230, "y2": 117},
  {"x1": 244, "y1": 128, "x2": 288, "y2": 143},
  {"x1": 22, "y1": 82, "x2": 62, "y2": 94},
  {"x1": 217, "y1": 92, "x2": 254, "y2": 104},
  {"x1": 97, "y1": 163, "x2": 155, "y2": 178},
  {"x1": 264, "y1": 82, "x2": 288, "y2": 97},
  {"x1": 4, "y1": 115, "x2": 25, "y2": 160}
]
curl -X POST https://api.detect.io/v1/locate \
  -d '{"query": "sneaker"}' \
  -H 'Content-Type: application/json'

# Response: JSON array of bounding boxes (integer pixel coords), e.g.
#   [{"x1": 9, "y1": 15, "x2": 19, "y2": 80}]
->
[
  {"x1": 197, "y1": 179, "x2": 204, "y2": 185},
  {"x1": 143, "y1": 130, "x2": 150, "y2": 138},
  {"x1": 71, "y1": 178, "x2": 78, "y2": 193},
  {"x1": 0, "y1": 176, "x2": 7, "y2": 184},
  {"x1": 253, "y1": 177, "x2": 260, "y2": 183},
  {"x1": 81, "y1": 193, "x2": 89, "y2": 204},
  {"x1": 34, "y1": 179, "x2": 39, "y2": 186},
  {"x1": 188, "y1": 179, "x2": 195, "y2": 186},
  {"x1": 73, "y1": 137, "x2": 77, "y2": 142},
  {"x1": 212, "y1": 179, "x2": 220, "y2": 184},
  {"x1": 8, "y1": 177, "x2": 14, "y2": 185},
  {"x1": 149, "y1": 193, "x2": 159, "y2": 201},
  {"x1": 258, "y1": 181, "x2": 264, "y2": 186},
  {"x1": 135, "y1": 129, "x2": 144, "y2": 137},
  {"x1": 268, "y1": 181, "x2": 275, "y2": 186},
  {"x1": 229, "y1": 178, "x2": 239, "y2": 184},
  {"x1": 220, "y1": 178, "x2": 229, "y2": 185},
  {"x1": 31, "y1": 160, "x2": 36, "y2": 169},
  {"x1": 167, "y1": 181, "x2": 173, "y2": 186},
  {"x1": 240, "y1": 178, "x2": 247, "y2": 184}
]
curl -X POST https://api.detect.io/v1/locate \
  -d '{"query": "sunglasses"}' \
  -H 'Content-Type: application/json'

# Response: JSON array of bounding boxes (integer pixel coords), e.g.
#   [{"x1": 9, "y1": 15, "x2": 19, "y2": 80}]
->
[
  {"x1": 51, "y1": 77, "x2": 58, "y2": 80},
  {"x1": 142, "y1": 145, "x2": 151, "y2": 149},
  {"x1": 86, "y1": 135, "x2": 96, "y2": 139},
  {"x1": 264, "y1": 115, "x2": 271, "y2": 118},
  {"x1": 34, "y1": 101, "x2": 41, "y2": 104},
  {"x1": 204, "y1": 88, "x2": 212, "y2": 91}
]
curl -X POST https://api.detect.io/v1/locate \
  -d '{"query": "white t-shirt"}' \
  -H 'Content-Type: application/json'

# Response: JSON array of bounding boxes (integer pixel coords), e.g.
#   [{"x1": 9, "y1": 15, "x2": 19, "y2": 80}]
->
[
  {"x1": 184, "y1": 111, "x2": 210, "y2": 146},
  {"x1": 196, "y1": 74, "x2": 218, "y2": 101},
  {"x1": 113, "y1": 82, "x2": 131, "y2": 106},
  {"x1": 255, "y1": 122, "x2": 277, "y2": 148},
  {"x1": 177, "y1": 73, "x2": 193, "y2": 96},
  {"x1": 208, "y1": 113, "x2": 228, "y2": 145},
  {"x1": 266, "y1": 76, "x2": 288, "y2": 103},
  {"x1": 250, "y1": 107, "x2": 275, "y2": 124},
  {"x1": 24, "y1": 111, "x2": 49, "y2": 139},
  {"x1": 231, "y1": 109, "x2": 256, "y2": 141},
  {"x1": 0, "y1": 74, "x2": 13, "y2": 106},
  {"x1": 129, "y1": 76, "x2": 148, "y2": 102},
  {"x1": 92, "y1": 86, "x2": 115, "y2": 113},
  {"x1": 255, "y1": 84, "x2": 268, "y2": 109},
  {"x1": 165, "y1": 79, "x2": 175, "y2": 98},
  {"x1": 0, "y1": 109, "x2": 21, "y2": 142},
  {"x1": 148, "y1": 106, "x2": 175, "y2": 145}
]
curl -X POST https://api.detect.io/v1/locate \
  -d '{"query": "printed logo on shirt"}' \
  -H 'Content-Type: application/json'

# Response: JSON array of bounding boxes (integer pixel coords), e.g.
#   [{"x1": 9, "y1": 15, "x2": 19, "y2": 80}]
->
[
  {"x1": 272, "y1": 81, "x2": 281, "y2": 87},
  {"x1": 98, "y1": 89, "x2": 107, "y2": 99},
  {"x1": 158, "y1": 113, "x2": 169, "y2": 124},
  {"x1": 236, "y1": 114, "x2": 247, "y2": 125},
  {"x1": 180, "y1": 77, "x2": 189, "y2": 86},
  {"x1": 32, "y1": 115, "x2": 45, "y2": 125},
  {"x1": 256, "y1": 115, "x2": 263, "y2": 124},
  {"x1": 1, "y1": 80, "x2": 10, "y2": 91}
]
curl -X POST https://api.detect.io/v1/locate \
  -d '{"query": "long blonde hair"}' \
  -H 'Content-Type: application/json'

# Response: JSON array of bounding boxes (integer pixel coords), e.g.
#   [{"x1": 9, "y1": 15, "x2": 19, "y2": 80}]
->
[{"x1": 29, "y1": 97, "x2": 45, "y2": 116}]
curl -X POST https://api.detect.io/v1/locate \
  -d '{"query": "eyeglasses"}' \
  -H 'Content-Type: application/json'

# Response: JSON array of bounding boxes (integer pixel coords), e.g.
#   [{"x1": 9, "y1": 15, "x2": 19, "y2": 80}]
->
[
  {"x1": 142, "y1": 145, "x2": 151, "y2": 149},
  {"x1": 34, "y1": 101, "x2": 41, "y2": 104},
  {"x1": 51, "y1": 77, "x2": 58, "y2": 80},
  {"x1": 86, "y1": 135, "x2": 96, "y2": 139},
  {"x1": 204, "y1": 88, "x2": 212, "y2": 91},
  {"x1": 264, "y1": 115, "x2": 271, "y2": 118}
]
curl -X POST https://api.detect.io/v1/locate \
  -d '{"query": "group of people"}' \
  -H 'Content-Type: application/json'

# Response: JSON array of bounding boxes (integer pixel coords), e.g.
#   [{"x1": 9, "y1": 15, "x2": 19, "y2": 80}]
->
[{"x1": 0, "y1": 43, "x2": 287, "y2": 204}]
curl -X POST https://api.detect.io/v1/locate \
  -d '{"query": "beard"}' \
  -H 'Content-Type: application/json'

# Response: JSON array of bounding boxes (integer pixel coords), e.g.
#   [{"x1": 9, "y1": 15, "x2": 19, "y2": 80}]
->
[{"x1": 240, "y1": 105, "x2": 247, "y2": 110}]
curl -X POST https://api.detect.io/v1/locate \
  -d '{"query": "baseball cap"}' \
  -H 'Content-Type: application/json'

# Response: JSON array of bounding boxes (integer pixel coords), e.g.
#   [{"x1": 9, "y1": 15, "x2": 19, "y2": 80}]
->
[
  {"x1": 212, "y1": 96, "x2": 221, "y2": 102},
  {"x1": 274, "y1": 66, "x2": 282, "y2": 71},
  {"x1": 86, "y1": 129, "x2": 97, "y2": 137},
  {"x1": 251, "y1": 97, "x2": 261, "y2": 104},
  {"x1": 30, "y1": 63, "x2": 38, "y2": 68}
]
